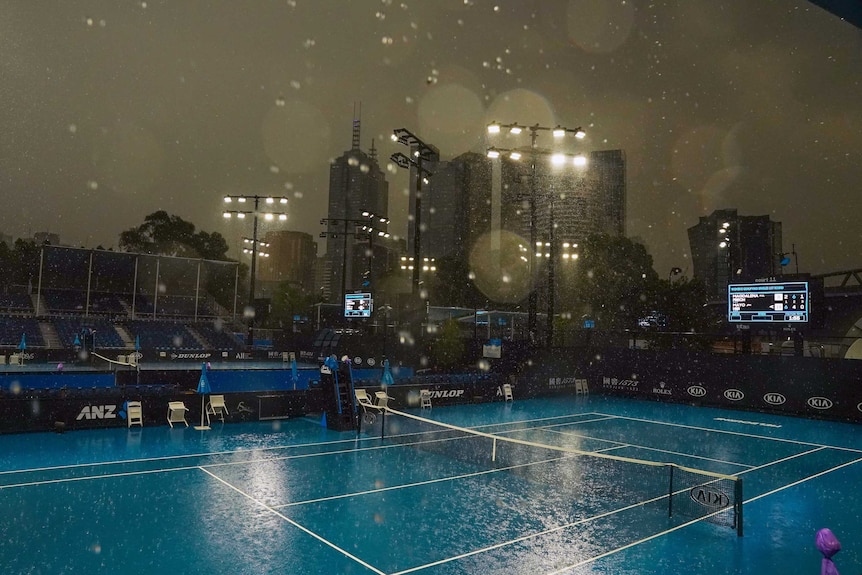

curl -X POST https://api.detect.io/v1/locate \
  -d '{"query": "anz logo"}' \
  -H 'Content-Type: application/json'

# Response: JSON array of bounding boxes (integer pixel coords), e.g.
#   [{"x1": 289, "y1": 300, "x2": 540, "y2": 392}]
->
[
  {"x1": 76, "y1": 405, "x2": 118, "y2": 420},
  {"x1": 807, "y1": 397, "x2": 833, "y2": 410},
  {"x1": 763, "y1": 393, "x2": 786, "y2": 406},
  {"x1": 690, "y1": 486, "x2": 730, "y2": 509},
  {"x1": 724, "y1": 389, "x2": 744, "y2": 401},
  {"x1": 687, "y1": 385, "x2": 707, "y2": 398}
]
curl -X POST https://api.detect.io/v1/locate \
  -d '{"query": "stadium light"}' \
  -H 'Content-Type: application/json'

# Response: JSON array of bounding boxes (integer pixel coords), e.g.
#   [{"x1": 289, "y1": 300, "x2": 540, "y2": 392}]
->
[
  {"x1": 486, "y1": 121, "x2": 587, "y2": 347},
  {"x1": 222, "y1": 194, "x2": 289, "y2": 349}
]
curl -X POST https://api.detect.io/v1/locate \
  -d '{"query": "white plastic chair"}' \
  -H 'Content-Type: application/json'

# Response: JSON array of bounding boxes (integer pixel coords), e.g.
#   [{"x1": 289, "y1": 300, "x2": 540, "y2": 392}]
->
[
  {"x1": 127, "y1": 401, "x2": 143, "y2": 427},
  {"x1": 374, "y1": 390, "x2": 393, "y2": 409},
  {"x1": 502, "y1": 384, "x2": 514, "y2": 402},
  {"x1": 575, "y1": 379, "x2": 589, "y2": 395},
  {"x1": 206, "y1": 395, "x2": 229, "y2": 423},
  {"x1": 355, "y1": 389, "x2": 382, "y2": 424},
  {"x1": 420, "y1": 389, "x2": 432, "y2": 409},
  {"x1": 355, "y1": 389, "x2": 377, "y2": 411},
  {"x1": 167, "y1": 401, "x2": 189, "y2": 428}
]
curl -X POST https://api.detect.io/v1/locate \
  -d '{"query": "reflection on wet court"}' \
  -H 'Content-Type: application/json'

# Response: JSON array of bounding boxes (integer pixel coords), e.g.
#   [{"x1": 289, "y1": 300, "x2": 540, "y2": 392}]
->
[{"x1": 1, "y1": 395, "x2": 860, "y2": 575}]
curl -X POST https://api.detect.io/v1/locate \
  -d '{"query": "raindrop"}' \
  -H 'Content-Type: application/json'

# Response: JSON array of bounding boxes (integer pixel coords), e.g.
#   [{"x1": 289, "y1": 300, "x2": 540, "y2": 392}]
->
[
  {"x1": 270, "y1": 165, "x2": 280, "y2": 173},
  {"x1": 87, "y1": 180, "x2": 98, "y2": 190},
  {"x1": 275, "y1": 96, "x2": 285, "y2": 107},
  {"x1": 290, "y1": 80, "x2": 301, "y2": 90},
  {"x1": 68, "y1": 124, "x2": 77, "y2": 134},
  {"x1": 293, "y1": 191, "x2": 303, "y2": 199}
]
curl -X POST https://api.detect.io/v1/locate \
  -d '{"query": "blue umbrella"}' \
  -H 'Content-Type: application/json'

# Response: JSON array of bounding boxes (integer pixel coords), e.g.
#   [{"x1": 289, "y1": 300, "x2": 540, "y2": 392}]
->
[
  {"x1": 381, "y1": 358, "x2": 394, "y2": 386},
  {"x1": 73, "y1": 333, "x2": 81, "y2": 348},
  {"x1": 290, "y1": 357, "x2": 298, "y2": 390},
  {"x1": 18, "y1": 333, "x2": 26, "y2": 351},
  {"x1": 194, "y1": 362, "x2": 212, "y2": 430},
  {"x1": 134, "y1": 334, "x2": 141, "y2": 351}
]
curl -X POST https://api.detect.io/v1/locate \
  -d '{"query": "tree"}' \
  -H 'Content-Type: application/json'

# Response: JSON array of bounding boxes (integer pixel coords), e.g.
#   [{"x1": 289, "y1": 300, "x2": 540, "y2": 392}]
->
[
  {"x1": 267, "y1": 281, "x2": 314, "y2": 329},
  {"x1": 430, "y1": 319, "x2": 466, "y2": 370},
  {"x1": 556, "y1": 234, "x2": 659, "y2": 332},
  {"x1": 429, "y1": 255, "x2": 487, "y2": 309},
  {"x1": 119, "y1": 211, "x2": 229, "y2": 260}
]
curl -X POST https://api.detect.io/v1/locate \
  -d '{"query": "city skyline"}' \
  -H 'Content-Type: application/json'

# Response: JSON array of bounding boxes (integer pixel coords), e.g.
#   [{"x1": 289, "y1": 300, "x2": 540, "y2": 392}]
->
[{"x1": 2, "y1": 1, "x2": 860, "y2": 283}]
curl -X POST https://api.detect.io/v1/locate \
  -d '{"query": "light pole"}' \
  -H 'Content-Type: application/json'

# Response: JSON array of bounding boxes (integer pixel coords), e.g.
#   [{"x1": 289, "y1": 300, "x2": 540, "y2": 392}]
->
[
  {"x1": 320, "y1": 211, "x2": 389, "y2": 311},
  {"x1": 391, "y1": 128, "x2": 436, "y2": 295},
  {"x1": 223, "y1": 194, "x2": 288, "y2": 349},
  {"x1": 487, "y1": 122, "x2": 585, "y2": 346}
]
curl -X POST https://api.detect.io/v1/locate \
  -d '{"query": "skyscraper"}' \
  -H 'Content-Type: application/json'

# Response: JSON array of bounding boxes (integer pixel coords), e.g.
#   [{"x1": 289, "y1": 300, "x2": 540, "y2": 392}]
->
[
  {"x1": 532, "y1": 149, "x2": 627, "y2": 245},
  {"x1": 255, "y1": 230, "x2": 317, "y2": 297},
  {"x1": 688, "y1": 208, "x2": 783, "y2": 299},
  {"x1": 324, "y1": 119, "x2": 390, "y2": 303}
]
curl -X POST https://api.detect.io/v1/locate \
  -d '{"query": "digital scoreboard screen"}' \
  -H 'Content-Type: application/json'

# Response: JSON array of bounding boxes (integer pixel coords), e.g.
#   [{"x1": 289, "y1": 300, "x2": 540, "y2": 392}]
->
[
  {"x1": 728, "y1": 282, "x2": 809, "y2": 323},
  {"x1": 344, "y1": 292, "x2": 373, "y2": 318}
]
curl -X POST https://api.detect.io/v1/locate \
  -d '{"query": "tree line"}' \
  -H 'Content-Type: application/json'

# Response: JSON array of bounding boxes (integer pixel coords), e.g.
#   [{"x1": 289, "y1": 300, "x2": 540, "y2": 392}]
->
[{"x1": 2, "y1": 212, "x2": 713, "y2": 340}]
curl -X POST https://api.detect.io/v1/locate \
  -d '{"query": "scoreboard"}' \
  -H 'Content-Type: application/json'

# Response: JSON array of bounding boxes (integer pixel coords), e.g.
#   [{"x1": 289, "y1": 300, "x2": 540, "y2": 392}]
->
[
  {"x1": 344, "y1": 292, "x2": 373, "y2": 318},
  {"x1": 728, "y1": 282, "x2": 809, "y2": 323}
]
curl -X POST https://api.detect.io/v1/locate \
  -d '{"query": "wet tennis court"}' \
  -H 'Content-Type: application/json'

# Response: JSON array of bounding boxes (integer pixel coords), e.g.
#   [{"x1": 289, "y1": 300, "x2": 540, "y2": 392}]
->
[{"x1": 1, "y1": 395, "x2": 860, "y2": 574}]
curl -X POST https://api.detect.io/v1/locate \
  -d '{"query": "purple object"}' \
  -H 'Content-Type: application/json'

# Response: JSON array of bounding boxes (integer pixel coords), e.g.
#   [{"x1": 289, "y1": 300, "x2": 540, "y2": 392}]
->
[{"x1": 816, "y1": 528, "x2": 841, "y2": 575}]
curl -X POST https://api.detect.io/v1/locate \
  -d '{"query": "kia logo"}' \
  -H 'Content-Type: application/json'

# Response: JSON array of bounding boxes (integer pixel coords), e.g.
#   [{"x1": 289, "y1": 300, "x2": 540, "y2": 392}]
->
[
  {"x1": 690, "y1": 486, "x2": 730, "y2": 509},
  {"x1": 763, "y1": 393, "x2": 786, "y2": 406},
  {"x1": 807, "y1": 397, "x2": 833, "y2": 410},
  {"x1": 857, "y1": 402, "x2": 862, "y2": 414},
  {"x1": 724, "y1": 389, "x2": 744, "y2": 401},
  {"x1": 687, "y1": 385, "x2": 707, "y2": 398}
]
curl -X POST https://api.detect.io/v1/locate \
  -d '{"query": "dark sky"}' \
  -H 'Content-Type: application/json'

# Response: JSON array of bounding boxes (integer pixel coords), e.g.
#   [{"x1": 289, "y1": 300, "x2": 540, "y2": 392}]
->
[{"x1": 1, "y1": 0, "x2": 860, "y2": 278}]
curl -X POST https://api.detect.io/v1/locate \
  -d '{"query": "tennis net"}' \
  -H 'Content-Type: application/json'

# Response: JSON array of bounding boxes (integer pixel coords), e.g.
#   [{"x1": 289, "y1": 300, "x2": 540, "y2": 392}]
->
[{"x1": 377, "y1": 408, "x2": 743, "y2": 536}]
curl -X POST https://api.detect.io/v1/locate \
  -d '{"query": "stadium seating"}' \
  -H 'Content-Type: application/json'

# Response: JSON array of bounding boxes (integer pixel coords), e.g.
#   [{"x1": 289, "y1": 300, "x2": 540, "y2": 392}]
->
[
  {"x1": 0, "y1": 286, "x2": 33, "y2": 312},
  {"x1": 52, "y1": 318, "x2": 126, "y2": 349},
  {"x1": 0, "y1": 318, "x2": 44, "y2": 348},
  {"x1": 126, "y1": 320, "x2": 204, "y2": 350}
]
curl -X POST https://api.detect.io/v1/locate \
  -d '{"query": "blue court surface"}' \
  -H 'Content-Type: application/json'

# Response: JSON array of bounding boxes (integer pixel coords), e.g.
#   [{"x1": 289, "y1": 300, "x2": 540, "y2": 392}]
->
[{"x1": 1, "y1": 395, "x2": 860, "y2": 574}]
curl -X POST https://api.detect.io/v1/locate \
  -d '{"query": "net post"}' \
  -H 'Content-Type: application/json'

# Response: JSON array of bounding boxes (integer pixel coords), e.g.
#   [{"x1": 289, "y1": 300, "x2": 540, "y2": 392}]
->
[
  {"x1": 492, "y1": 438, "x2": 497, "y2": 462},
  {"x1": 380, "y1": 409, "x2": 386, "y2": 440},
  {"x1": 667, "y1": 464, "x2": 674, "y2": 518},
  {"x1": 735, "y1": 478, "x2": 744, "y2": 537}
]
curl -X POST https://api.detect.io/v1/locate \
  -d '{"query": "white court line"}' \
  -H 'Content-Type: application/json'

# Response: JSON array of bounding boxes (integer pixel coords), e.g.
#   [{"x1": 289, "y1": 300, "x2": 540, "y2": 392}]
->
[
  {"x1": 392, "y1": 445, "x2": 860, "y2": 575},
  {"x1": 389, "y1": 489, "x2": 674, "y2": 575},
  {"x1": 272, "y1": 454, "x2": 572, "y2": 509},
  {"x1": 0, "y1": 465, "x2": 195, "y2": 490},
  {"x1": 529, "y1": 428, "x2": 755, "y2": 469},
  {"x1": 542, "y1": 450, "x2": 862, "y2": 575},
  {"x1": 593, "y1": 412, "x2": 862, "y2": 452},
  {"x1": 0, "y1": 413, "x2": 604, "y2": 478},
  {"x1": 0, "y1": 434, "x2": 375, "y2": 477},
  {"x1": 197, "y1": 467, "x2": 386, "y2": 575}
]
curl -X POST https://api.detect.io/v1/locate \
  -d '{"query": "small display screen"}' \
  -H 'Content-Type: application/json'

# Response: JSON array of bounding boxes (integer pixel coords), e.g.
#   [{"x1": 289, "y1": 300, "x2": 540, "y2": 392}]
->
[{"x1": 344, "y1": 292, "x2": 373, "y2": 318}]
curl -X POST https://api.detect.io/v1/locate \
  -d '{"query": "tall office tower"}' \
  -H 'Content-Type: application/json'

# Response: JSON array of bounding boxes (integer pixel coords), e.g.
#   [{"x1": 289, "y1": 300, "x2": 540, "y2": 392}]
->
[
  {"x1": 688, "y1": 208, "x2": 783, "y2": 299},
  {"x1": 425, "y1": 152, "x2": 531, "y2": 260},
  {"x1": 314, "y1": 256, "x2": 332, "y2": 303},
  {"x1": 255, "y1": 230, "x2": 317, "y2": 297},
  {"x1": 325, "y1": 118, "x2": 390, "y2": 303},
  {"x1": 530, "y1": 149, "x2": 627, "y2": 245}
]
